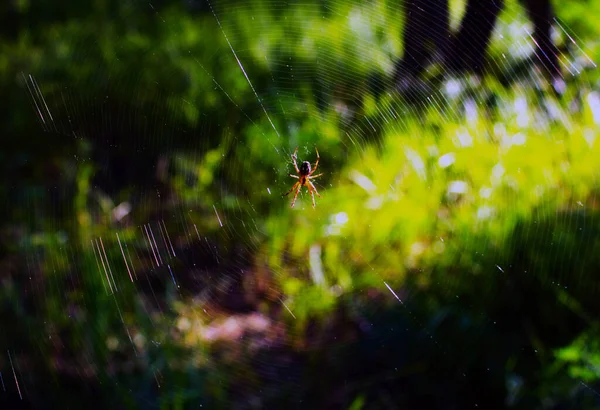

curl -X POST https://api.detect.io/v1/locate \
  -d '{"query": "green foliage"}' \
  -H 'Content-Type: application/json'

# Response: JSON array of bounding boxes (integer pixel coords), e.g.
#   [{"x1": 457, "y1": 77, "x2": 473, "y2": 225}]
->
[
  {"x1": 556, "y1": 331, "x2": 600, "y2": 382},
  {"x1": 265, "y1": 87, "x2": 600, "y2": 304}
]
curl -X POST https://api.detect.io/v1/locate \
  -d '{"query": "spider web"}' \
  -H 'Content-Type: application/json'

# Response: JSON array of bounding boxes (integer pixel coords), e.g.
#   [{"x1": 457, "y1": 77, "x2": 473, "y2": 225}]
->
[{"x1": 2, "y1": 0, "x2": 600, "y2": 408}]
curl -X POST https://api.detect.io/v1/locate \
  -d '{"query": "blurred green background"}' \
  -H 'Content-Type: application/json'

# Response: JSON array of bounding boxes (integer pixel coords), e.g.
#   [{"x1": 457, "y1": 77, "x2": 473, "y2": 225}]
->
[{"x1": 1, "y1": 0, "x2": 600, "y2": 408}]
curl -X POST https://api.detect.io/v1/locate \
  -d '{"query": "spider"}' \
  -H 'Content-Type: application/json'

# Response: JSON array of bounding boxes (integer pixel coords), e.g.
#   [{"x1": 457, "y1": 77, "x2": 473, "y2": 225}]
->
[{"x1": 282, "y1": 147, "x2": 323, "y2": 208}]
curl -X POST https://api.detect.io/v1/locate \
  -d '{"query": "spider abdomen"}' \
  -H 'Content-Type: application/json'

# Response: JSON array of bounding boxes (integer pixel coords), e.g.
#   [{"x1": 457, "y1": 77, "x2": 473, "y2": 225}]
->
[{"x1": 300, "y1": 161, "x2": 311, "y2": 176}]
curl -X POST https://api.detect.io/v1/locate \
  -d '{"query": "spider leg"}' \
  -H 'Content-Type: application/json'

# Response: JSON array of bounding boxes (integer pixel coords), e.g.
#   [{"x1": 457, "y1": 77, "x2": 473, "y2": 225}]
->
[
  {"x1": 290, "y1": 184, "x2": 302, "y2": 208},
  {"x1": 308, "y1": 180, "x2": 322, "y2": 198},
  {"x1": 308, "y1": 173, "x2": 323, "y2": 179},
  {"x1": 309, "y1": 147, "x2": 320, "y2": 175},
  {"x1": 309, "y1": 186, "x2": 316, "y2": 208},
  {"x1": 289, "y1": 174, "x2": 299, "y2": 179},
  {"x1": 282, "y1": 181, "x2": 300, "y2": 197},
  {"x1": 291, "y1": 147, "x2": 300, "y2": 174}
]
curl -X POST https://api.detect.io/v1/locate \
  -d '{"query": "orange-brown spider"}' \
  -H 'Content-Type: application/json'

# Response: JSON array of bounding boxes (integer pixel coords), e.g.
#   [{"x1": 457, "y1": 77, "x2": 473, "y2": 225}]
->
[{"x1": 282, "y1": 147, "x2": 323, "y2": 208}]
